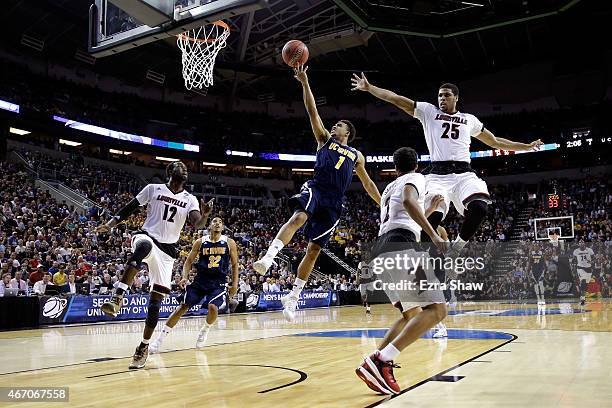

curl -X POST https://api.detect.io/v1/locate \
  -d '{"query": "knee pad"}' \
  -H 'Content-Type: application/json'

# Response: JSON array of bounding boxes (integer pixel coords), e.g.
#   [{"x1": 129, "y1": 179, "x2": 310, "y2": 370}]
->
[
  {"x1": 459, "y1": 200, "x2": 488, "y2": 241},
  {"x1": 465, "y1": 199, "x2": 488, "y2": 219},
  {"x1": 421, "y1": 211, "x2": 444, "y2": 242},
  {"x1": 146, "y1": 297, "x2": 161, "y2": 329},
  {"x1": 129, "y1": 239, "x2": 152, "y2": 267}
]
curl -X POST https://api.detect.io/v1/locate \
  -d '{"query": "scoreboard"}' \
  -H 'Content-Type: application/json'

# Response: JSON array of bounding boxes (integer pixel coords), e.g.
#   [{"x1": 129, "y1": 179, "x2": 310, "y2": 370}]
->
[{"x1": 545, "y1": 193, "x2": 568, "y2": 210}]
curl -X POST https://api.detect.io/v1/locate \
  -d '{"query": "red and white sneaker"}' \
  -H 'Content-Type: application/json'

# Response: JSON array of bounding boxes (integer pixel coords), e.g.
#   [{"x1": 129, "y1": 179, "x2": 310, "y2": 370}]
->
[{"x1": 356, "y1": 351, "x2": 401, "y2": 395}]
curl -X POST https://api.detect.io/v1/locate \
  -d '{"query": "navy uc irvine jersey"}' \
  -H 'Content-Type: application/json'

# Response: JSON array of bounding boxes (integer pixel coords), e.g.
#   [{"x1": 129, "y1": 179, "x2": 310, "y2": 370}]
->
[
  {"x1": 194, "y1": 235, "x2": 231, "y2": 287},
  {"x1": 310, "y1": 137, "x2": 359, "y2": 198}
]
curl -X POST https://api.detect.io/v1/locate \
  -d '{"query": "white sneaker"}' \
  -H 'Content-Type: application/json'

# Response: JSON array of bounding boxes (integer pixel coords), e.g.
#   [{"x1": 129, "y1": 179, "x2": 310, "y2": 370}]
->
[
  {"x1": 196, "y1": 327, "x2": 210, "y2": 348},
  {"x1": 433, "y1": 324, "x2": 448, "y2": 338},
  {"x1": 253, "y1": 255, "x2": 276, "y2": 275},
  {"x1": 148, "y1": 336, "x2": 163, "y2": 354},
  {"x1": 281, "y1": 294, "x2": 298, "y2": 322}
]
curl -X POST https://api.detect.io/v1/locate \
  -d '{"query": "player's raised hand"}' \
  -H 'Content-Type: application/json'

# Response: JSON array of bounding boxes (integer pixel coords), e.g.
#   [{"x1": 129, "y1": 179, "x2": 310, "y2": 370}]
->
[
  {"x1": 293, "y1": 64, "x2": 309, "y2": 84},
  {"x1": 351, "y1": 72, "x2": 370, "y2": 92},
  {"x1": 229, "y1": 285, "x2": 237, "y2": 297},
  {"x1": 431, "y1": 194, "x2": 445, "y2": 208},
  {"x1": 528, "y1": 139, "x2": 544, "y2": 151},
  {"x1": 201, "y1": 197, "x2": 214, "y2": 216},
  {"x1": 95, "y1": 218, "x2": 117, "y2": 234},
  {"x1": 431, "y1": 233, "x2": 450, "y2": 253}
]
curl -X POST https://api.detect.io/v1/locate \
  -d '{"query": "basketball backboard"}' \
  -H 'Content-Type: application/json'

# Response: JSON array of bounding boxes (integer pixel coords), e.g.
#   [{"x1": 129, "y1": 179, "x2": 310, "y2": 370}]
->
[
  {"x1": 533, "y1": 216, "x2": 575, "y2": 241},
  {"x1": 88, "y1": 0, "x2": 268, "y2": 57}
]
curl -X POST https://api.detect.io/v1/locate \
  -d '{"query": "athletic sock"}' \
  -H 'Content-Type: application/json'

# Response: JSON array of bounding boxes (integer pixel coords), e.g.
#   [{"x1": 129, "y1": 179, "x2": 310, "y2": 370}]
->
[
  {"x1": 289, "y1": 278, "x2": 306, "y2": 298},
  {"x1": 160, "y1": 325, "x2": 172, "y2": 339},
  {"x1": 201, "y1": 321, "x2": 212, "y2": 331},
  {"x1": 379, "y1": 344, "x2": 400, "y2": 362},
  {"x1": 141, "y1": 338, "x2": 150, "y2": 345},
  {"x1": 264, "y1": 238, "x2": 285, "y2": 259}
]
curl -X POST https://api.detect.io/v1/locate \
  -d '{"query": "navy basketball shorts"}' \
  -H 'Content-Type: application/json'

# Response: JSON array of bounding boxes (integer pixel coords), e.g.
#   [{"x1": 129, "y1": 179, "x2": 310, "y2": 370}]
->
[
  {"x1": 183, "y1": 282, "x2": 226, "y2": 309},
  {"x1": 532, "y1": 267, "x2": 546, "y2": 282},
  {"x1": 289, "y1": 183, "x2": 342, "y2": 247}
]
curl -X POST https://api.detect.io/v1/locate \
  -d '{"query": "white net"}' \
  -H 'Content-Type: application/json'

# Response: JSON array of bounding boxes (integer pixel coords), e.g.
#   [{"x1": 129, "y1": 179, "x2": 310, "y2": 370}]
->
[{"x1": 177, "y1": 21, "x2": 230, "y2": 90}]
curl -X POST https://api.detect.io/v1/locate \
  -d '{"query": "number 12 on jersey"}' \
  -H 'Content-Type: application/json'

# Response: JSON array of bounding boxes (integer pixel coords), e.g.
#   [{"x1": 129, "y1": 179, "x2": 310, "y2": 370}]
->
[{"x1": 162, "y1": 204, "x2": 177, "y2": 223}]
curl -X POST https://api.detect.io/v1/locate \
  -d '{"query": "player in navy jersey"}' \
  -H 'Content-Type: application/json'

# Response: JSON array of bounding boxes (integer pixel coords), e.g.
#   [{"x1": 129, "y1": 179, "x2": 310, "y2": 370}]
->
[
  {"x1": 253, "y1": 64, "x2": 381, "y2": 322},
  {"x1": 530, "y1": 244, "x2": 546, "y2": 306},
  {"x1": 149, "y1": 217, "x2": 238, "y2": 352}
]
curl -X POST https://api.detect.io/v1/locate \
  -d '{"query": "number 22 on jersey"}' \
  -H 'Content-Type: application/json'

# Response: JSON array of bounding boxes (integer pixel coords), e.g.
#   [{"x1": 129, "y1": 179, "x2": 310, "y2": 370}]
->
[{"x1": 208, "y1": 255, "x2": 221, "y2": 268}]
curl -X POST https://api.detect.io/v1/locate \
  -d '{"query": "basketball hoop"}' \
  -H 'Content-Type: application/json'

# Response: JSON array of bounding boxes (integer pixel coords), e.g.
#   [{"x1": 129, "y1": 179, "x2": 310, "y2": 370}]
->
[{"x1": 176, "y1": 20, "x2": 230, "y2": 90}]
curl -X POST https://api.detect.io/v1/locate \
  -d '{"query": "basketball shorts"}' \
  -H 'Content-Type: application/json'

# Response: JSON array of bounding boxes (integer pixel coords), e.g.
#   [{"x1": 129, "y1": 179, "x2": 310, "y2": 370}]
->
[
  {"x1": 371, "y1": 228, "x2": 445, "y2": 312},
  {"x1": 359, "y1": 282, "x2": 375, "y2": 298},
  {"x1": 424, "y1": 172, "x2": 491, "y2": 217},
  {"x1": 183, "y1": 282, "x2": 227, "y2": 309},
  {"x1": 131, "y1": 234, "x2": 176, "y2": 292},
  {"x1": 577, "y1": 267, "x2": 592, "y2": 283},
  {"x1": 289, "y1": 182, "x2": 342, "y2": 246},
  {"x1": 532, "y1": 267, "x2": 546, "y2": 282}
]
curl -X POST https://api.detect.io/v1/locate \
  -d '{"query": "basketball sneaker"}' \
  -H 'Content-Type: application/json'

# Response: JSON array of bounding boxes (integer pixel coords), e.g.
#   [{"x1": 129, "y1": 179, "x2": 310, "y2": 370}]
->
[
  {"x1": 253, "y1": 255, "x2": 276, "y2": 275},
  {"x1": 356, "y1": 361, "x2": 391, "y2": 395},
  {"x1": 433, "y1": 323, "x2": 448, "y2": 338},
  {"x1": 101, "y1": 294, "x2": 122, "y2": 318},
  {"x1": 281, "y1": 294, "x2": 298, "y2": 322},
  {"x1": 358, "y1": 351, "x2": 401, "y2": 394},
  {"x1": 196, "y1": 326, "x2": 210, "y2": 348},
  {"x1": 129, "y1": 343, "x2": 149, "y2": 369},
  {"x1": 148, "y1": 336, "x2": 163, "y2": 354}
]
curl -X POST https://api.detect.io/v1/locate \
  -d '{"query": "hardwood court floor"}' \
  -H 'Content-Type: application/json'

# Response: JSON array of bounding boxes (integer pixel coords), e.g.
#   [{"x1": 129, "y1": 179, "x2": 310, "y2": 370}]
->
[{"x1": 1, "y1": 301, "x2": 611, "y2": 407}]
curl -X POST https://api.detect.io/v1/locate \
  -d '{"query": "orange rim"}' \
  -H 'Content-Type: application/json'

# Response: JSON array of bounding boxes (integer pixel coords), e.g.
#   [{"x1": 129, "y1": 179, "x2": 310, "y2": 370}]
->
[{"x1": 176, "y1": 21, "x2": 230, "y2": 43}]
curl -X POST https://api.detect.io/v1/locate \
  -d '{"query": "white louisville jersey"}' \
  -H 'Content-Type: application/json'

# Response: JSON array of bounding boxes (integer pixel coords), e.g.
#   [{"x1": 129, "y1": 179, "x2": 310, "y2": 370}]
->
[
  {"x1": 379, "y1": 172, "x2": 426, "y2": 238},
  {"x1": 358, "y1": 261, "x2": 374, "y2": 282},
  {"x1": 573, "y1": 247, "x2": 594, "y2": 268},
  {"x1": 136, "y1": 184, "x2": 199, "y2": 244},
  {"x1": 414, "y1": 101, "x2": 484, "y2": 163}
]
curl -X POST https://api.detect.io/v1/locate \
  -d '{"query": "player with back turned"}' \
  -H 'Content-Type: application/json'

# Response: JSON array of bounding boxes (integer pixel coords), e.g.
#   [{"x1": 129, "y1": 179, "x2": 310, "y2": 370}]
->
[
  {"x1": 95, "y1": 161, "x2": 213, "y2": 369},
  {"x1": 253, "y1": 64, "x2": 381, "y2": 322}
]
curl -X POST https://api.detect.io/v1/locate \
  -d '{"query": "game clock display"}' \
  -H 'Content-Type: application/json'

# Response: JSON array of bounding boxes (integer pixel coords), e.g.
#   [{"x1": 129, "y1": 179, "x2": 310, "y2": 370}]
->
[{"x1": 545, "y1": 193, "x2": 567, "y2": 210}]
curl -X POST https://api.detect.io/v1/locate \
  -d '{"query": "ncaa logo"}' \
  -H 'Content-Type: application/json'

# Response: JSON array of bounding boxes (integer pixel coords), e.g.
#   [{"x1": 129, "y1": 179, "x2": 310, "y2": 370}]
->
[
  {"x1": 246, "y1": 293, "x2": 259, "y2": 309},
  {"x1": 43, "y1": 296, "x2": 68, "y2": 318},
  {"x1": 557, "y1": 282, "x2": 572, "y2": 293}
]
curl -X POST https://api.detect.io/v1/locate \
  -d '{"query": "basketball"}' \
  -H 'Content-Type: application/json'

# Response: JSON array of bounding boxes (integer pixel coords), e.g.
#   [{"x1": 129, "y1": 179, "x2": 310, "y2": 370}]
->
[{"x1": 282, "y1": 40, "x2": 309, "y2": 67}]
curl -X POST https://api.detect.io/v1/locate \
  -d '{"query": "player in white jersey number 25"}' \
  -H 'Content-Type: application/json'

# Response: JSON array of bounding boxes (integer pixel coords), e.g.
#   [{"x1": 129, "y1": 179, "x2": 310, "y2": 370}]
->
[
  {"x1": 352, "y1": 74, "x2": 543, "y2": 257},
  {"x1": 95, "y1": 161, "x2": 214, "y2": 369}
]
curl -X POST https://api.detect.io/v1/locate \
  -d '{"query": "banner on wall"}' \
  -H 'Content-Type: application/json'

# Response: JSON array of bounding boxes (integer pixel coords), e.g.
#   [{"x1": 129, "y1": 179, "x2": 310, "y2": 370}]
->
[
  {"x1": 39, "y1": 294, "x2": 209, "y2": 325},
  {"x1": 250, "y1": 291, "x2": 333, "y2": 312}
]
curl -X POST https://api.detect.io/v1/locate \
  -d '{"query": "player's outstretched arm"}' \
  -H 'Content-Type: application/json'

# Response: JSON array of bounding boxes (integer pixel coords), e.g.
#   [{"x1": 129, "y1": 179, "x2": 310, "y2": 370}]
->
[
  {"x1": 181, "y1": 238, "x2": 202, "y2": 287},
  {"x1": 294, "y1": 65, "x2": 331, "y2": 149},
  {"x1": 188, "y1": 198, "x2": 214, "y2": 229},
  {"x1": 228, "y1": 238, "x2": 239, "y2": 297},
  {"x1": 401, "y1": 185, "x2": 445, "y2": 251},
  {"x1": 355, "y1": 151, "x2": 381, "y2": 206},
  {"x1": 95, "y1": 198, "x2": 141, "y2": 233},
  {"x1": 475, "y1": 129, "x2": 543, "y2": 151},
  {"x1": 351, "y1": 72, "x2": 416, "y2": 116}
]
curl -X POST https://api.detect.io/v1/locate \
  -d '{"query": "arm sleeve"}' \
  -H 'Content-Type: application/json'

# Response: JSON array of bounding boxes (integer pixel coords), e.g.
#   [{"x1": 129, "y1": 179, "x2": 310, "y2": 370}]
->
[
  {"x1": 135, "y1": 185, "x2": 152, "y2": 206},
  {"x1": 470, "y1": 115, "x2": 485, "y2": 137},
  {"x1": 115, "y1": 198, "x2": 141, "y2": 222},
  {"x1": 414, "y1": 102, "x2": 435, "y2": 123}
]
